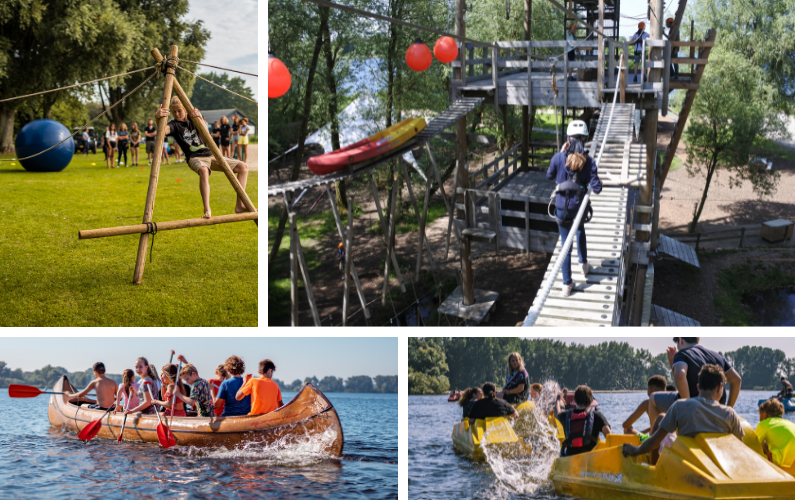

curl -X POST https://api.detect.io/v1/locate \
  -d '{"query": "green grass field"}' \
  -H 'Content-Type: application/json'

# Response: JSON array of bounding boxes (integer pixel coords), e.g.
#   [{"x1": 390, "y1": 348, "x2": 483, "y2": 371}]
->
[{"x1": 0, "y1": 146, "x2": 257, "y2": 326}]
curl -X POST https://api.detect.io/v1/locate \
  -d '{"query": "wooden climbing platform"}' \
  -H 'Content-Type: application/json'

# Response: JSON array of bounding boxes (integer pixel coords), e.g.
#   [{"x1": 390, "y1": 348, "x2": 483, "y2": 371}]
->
[
  {"x1": 651, "y1": 304, "x2": 701, "y2": 327},
  {"x1": 658, "y1": 233, "x2": 700, "y2": 268}
]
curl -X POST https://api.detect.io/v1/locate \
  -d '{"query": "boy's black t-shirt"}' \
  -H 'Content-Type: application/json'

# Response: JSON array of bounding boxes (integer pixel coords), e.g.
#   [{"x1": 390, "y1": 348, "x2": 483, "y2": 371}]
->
[
  {"x1": 503, "y1": 368, "x2": 530, "y2": 405},
  {"x1": 219, "y1": 123, "x2": 231, "y2": 139},
  {"x1": 166, "y1": 118, "x2": 212, "y2": 161},
  {"x1": 673, "y1": 345, "x2": 733, "y2": 405},
  {"x1": 467, "y1": 398, "x2": 517, "y2": 420},
  {"x1": 144, "y1": 126, "x2": 156, "y2": 142}
]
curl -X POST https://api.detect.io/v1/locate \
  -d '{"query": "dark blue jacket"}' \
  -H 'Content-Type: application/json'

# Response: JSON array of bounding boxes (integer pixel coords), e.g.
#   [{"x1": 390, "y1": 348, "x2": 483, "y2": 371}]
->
[{"x1": 546, "y1": 152, "x2": 602, "y2": 211}]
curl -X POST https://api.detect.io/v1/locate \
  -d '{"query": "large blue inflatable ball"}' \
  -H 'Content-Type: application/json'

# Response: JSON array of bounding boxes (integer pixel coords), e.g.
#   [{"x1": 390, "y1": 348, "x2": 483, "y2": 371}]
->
[{"x1": 15, "y1": 119, "x2": 74, "y2": 172}]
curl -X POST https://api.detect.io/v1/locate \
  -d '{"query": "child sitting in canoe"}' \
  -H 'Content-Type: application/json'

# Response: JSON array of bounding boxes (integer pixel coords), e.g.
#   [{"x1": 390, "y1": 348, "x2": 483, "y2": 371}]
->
[
  {"x1": 114, "y1": 369, "x2": 139, "y2": 412},
  {"x1": 124, "y1": 357, "x2": 160, "y2": 415},
  {"x1": 66, "y1": 362, "x2": 118, "y2": 410},
  {"x1": 236, "y1": 359, "x2": 284, "y2": 416},
  {"x1": 172, "y1": 357, "x2": 215, "y2": 417},
  {"x1": 210, "y1": 364, "x2": 229, "y2": 417},
  {"x1": 154, "y1": 97, "x2": 251, "y2": 219},
  {"x1": 757, "y1": 398, "x2": 795, "y2": 470},
  {"x1": 622, "y1": 375, "x2": 667, "y2": 435},
  {"x1": 152, "y1": 364, "x2": 187, "y2": 417},
  {"x1": 216, "y1": 355, "x2": 251, "y2": 416}
]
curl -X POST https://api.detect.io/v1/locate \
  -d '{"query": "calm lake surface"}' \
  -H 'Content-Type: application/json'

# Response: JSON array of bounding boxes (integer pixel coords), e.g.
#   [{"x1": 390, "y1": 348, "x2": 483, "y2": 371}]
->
[
  {"x1": 409, "y1": 391, "x2": 794, "y2": 500},
  {"x1": 0, "y1": 390, "x2": 397, "y2": 499},
  {"x1": 746, "y1": 287, "x2": 795, "y2": 326}
]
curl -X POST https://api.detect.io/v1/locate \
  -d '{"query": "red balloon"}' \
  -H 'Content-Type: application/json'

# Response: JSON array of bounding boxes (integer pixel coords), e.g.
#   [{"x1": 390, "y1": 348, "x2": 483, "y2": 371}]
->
[
  {"x1": 268, "y1": 53, "x2": 291, "y2": 98},
  {"x1": 434, "y1": 36, "x2": 459, "y2": 64},
  {"x1": 406, "y1": 39, "x2": 432, "y2": 72}
]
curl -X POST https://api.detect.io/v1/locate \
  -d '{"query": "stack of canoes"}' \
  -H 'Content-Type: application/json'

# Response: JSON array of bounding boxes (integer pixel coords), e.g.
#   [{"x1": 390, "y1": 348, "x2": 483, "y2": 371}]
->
[{"x1": 48, "y1": 375, "x2": 344, "y2": 453}]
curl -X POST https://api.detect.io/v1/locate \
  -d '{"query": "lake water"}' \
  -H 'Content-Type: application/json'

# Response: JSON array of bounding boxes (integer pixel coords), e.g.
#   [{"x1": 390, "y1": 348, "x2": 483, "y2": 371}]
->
[
  {"x1": 409, "y1": 391, "x2": 794, "y2": 500},
  {"x1": 0, "y1": 390, "x2": 397, "y2": 499},
  {"x1": 746, "y1": 287, "x2": 795, "y2": 326}
]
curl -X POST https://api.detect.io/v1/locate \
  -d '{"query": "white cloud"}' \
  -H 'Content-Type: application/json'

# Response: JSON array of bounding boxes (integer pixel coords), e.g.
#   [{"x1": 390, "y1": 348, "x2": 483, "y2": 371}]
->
[{"x1": 187, "y1": 0, "x2": 258, "y2": 100}]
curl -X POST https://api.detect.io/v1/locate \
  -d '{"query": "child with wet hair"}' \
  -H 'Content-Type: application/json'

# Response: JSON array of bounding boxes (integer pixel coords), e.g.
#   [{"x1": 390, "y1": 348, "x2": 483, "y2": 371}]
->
[
  {"x1": 115, "y1": 369, "x2": 140, "y2": 412},
  {"x1": 215, "y1": 355, "x2": 251, "y2": 416},
  {"x1": 152, "y1": 364, "x2": 187, "y2": 417},
  {"x1": 458, "y1": 387, "x2": 483, "y2": 419}
]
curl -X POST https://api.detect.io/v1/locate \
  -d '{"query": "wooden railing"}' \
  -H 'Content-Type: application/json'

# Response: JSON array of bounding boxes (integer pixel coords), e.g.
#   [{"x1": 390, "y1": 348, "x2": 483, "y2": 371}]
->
[
  {"x1": 467, "y1": 143, "x2": 522, "y2": 191},
  {"x1": 671, "y1": 226, "x2": 762, "y2": 250}
]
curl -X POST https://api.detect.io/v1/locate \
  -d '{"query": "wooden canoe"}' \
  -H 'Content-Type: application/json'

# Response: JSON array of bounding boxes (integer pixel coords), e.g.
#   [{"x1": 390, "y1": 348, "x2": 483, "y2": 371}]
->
[
  {"x1": 307, "y1": 117, "x2": 427, "y2": 175},
  {"x1": 48, "y1": 375, "x2": 344, "y2": 453}
]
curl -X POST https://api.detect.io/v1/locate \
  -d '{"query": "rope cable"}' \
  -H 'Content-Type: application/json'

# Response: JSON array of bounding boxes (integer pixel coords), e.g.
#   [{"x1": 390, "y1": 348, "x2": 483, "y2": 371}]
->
[
  {"x1": 177, "y1": 59, "x2": 258, "y2": 77},
  {"x1": 177, "y1": 65, "x2": 258, "y2": 104},
  {"x1": 0, "y1": 70, "x2": 158, "y2": 163}
]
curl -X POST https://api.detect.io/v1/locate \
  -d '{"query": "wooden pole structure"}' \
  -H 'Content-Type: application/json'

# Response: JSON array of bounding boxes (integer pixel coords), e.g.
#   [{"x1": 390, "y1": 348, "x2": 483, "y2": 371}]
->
[
  {"x1": 597, "y1": 0, "x2": 604, "y2": 94},
  {"x1": 80, "y1": 212, "x2": 258, "y2": 239},
  {"x1": 133, "y1": 45, "x2": 178, "y2": 285},
  {"x1": 454, "y1": 0, "x2": 469, "y2": 222},
  {"x1": 289, "y1": 212, "x2": 299, "y2": 327},
  {"x1": 382, "y1": 179, "x2": 399, "y2": 306},
  {"x1": 416, "y1": 177, "x2": 432, "y2": 280},
  {"x1": 521, "y1": 0, "x2": 533, "y2": 171},
  {"x1": 398, "y1": 159, "x2": 436, "y2": 270},
  {"x1": 367, "y1": 174, "x2": 406, "y2": 292},
  {"x1": 285, "y1": 191, "x2": 322, "y2": 327},
  {"x1": 342, "y1": 196, "x2": 353, "y2": 326},
  {"x1": 444, "y1": 160, "x2": 461, "y2": 260},
  {"x1": 324, "y1": 184, "x2": 371, "y2": 317}
]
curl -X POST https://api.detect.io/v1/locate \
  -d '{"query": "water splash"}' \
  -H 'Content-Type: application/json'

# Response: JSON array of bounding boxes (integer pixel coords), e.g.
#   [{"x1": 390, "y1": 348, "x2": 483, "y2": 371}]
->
[
  {"x1": 173, "y1": 428, "x2": 340, "y2": 467},
  {"x1": 480, "y1": 381, "x2": 562, "y2": 498}
]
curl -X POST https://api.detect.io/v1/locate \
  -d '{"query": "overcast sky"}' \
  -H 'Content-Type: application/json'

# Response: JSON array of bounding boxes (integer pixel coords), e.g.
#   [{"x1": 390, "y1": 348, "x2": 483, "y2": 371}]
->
[
  {"x1": 617, "y1": 0, "x2": 684, "y2": 38},
  {"x1": 188, "y1": 0, "x2": 258, "y2": 100},
  {"x1": 529, "y1": 337, "x2": 795, "y2": 358},
  {"x1": 0, "y1": 338, "x2": 397, "y2": 383}
]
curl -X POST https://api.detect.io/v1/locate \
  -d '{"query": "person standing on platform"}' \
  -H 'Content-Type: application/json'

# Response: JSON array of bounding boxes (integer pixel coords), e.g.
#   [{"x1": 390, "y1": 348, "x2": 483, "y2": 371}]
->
[{"x1": 629, "y1": 22, "x2": 650, "y2": 83}]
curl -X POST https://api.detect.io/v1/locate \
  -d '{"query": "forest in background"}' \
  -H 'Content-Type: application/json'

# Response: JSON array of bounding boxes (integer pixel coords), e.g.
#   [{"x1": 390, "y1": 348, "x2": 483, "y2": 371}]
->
[
  {"x1": 0, "y1": 362, "x2": 396, "y2": 394},
  {"x1": 409, "y1": 338, "x2": 795, "y2": 394}
]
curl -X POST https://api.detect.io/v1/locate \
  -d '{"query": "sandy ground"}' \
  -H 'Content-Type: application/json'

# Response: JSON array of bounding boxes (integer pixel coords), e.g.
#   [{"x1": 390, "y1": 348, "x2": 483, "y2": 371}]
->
[{"x1": 247, "y1": 144, "x2": 258, "y2": 170}]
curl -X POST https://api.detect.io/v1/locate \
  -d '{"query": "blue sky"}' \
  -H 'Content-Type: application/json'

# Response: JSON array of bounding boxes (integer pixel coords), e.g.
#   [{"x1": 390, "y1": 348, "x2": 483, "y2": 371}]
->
[
  {"x1": 534, "y1": 337, "x2": 795, "y2": 358},
  {"x1": 188, "y1": 0, "x2": 258, "y2": 100},
  {"x1": 617, "y1": 0, "x2": 683, "y2": 38},
  {"x1": 0, "y1": 338, "x2": 397, "y2": 382}
]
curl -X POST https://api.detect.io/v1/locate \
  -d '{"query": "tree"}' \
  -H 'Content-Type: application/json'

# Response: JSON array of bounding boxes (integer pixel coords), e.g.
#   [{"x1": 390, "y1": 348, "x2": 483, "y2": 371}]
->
[
  {"x1": 190, "y1": 72, "x2": 258, "y2": 122},
  {"x1": 304, "y1": 375, "x2": 320, "y2": 386},
  {"x1": 374, "y1": 375, "x2": 398, "y2": 393},
  {"x1": 723, "y1": 346, "x2": 787, "y2": 389},
  {"x1": 345, "y1": 375, "x2": 374, "y2": 392},
  {"x1": 683, "y1": 48, "x2": 787, "y2": 232},
  {"x1": 289, "y1": 378, "x2": 303, "y2": 391},
  {"x1": 318, "y1": 376, "x2": 345, "y2": 393}
]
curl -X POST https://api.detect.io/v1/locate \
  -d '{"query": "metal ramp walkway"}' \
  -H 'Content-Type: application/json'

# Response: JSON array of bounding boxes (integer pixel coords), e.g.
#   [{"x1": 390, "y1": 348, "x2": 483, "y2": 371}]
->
[
  {"x1": 267, "y1": 97, "x2": 484, "y2": 198},
  {"x1": 658, "y1": 234, "x2": 700, "y2": 268},
  {"x1": 529, "y1": 103, "x2": 644, "y2": 327}
]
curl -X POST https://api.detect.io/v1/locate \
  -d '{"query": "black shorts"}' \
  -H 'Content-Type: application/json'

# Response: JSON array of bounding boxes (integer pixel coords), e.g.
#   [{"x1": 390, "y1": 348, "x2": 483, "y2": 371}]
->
[
  {"x1": 221, "y1": 138, "x2": 230, "y2": 147},
  {"x1": 567, "y1": 50, "x2": 576, "y2": 62},
  {"x1": 109, "y1": 141, "x2": 116, "y2": 148}
]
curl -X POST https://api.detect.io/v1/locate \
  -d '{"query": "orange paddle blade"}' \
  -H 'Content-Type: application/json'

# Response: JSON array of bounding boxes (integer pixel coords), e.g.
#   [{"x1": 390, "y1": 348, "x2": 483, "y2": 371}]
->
[
  {"x1": 156, "y1": 422, "x2": 176, "y2": 448},
  {"x1": 78, "y1": 420, "x2": 102, "y2": 441}
]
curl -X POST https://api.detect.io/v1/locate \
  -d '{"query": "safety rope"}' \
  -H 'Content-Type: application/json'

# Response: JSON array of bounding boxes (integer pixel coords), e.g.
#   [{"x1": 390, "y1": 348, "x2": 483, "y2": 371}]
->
[
  {"x1": 145, "y1": 222, "x2": 158, "y2": 263},
  {"x1": 176, "y1": 65, "x2": 258, "y2": 104},
  {"x1": 0, "y1": 65, "x2": 156, "y2": 104},
  {"x1": 522, "y1": 52, "x2": 626, "y2": 327},
  {"x1": 177, "y1": 59, "x2": 258, "y2": 78},
  {"x1": 0, "y1": 70, "x2": 158, "y2": 163}
]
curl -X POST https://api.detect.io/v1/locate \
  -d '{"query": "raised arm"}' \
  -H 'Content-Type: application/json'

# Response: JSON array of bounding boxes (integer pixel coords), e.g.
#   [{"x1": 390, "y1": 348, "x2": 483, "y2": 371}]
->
[
  {"x1": 622, "y1": 399, "x2": 649, "y2": 433},
  {"x1": 155, "y1": 105, "x2": 172, "y2": 136},
  {"x1": 68, "y1": 379, "x2": 98, "y2": 399},
  {"x1": 673, "y1": 363, "x2": 689, "y2": 399},
  {"x1": 725, "y1": 368, "x2": 742, "y2": 407}
]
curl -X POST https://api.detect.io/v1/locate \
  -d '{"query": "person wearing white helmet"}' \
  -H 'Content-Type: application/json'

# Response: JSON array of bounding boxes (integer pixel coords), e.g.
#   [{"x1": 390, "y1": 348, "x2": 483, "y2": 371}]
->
[
  {"x1": 546, "y1": 120, "x2": 603, "y2": 297},
  {"x1": 629, "y1": 22, "x2": 650, "y2": 83}
]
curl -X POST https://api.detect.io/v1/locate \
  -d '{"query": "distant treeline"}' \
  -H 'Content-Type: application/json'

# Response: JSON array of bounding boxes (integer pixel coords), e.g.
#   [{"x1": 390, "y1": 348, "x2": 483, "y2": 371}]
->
[
  {"x1": 409, "y1": 338, "x2": 795, "y2": 395},
  {"x1": 0, "y1": 362, "x2": 397, "y2": 394}
]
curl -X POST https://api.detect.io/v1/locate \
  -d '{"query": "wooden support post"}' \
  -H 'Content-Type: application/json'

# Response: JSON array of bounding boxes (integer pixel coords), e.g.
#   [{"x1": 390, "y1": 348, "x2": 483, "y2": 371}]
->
[
  {"x1": 343, "y1": 196, "x2": 353, "y2": 326},
  {"x1": 563, "y1": 44, "x2": 569, "y2": 118},
  {"x1": 630, "y1": 267, "x2": 647, "y2": 326},
  {"x1": 445, "y1": 160, "x2": 462, "y2": 260},
  {"x1": 597, "y1": 0, "x2": 604, "y2": 93},
  {"x1": 416, "y1": 177, "x2": 432, "y2": 280},
  {"x1": 295, "y1": 225, "x2": 321, "y2": 327},
  {"x1": 651, "y1": 155, "x2": 662, "y2": 251},
  {"x1": 525, "y1": 199, "x2": 531, "y2": 257},
  {"x1": 324, "y1": 184, "x2": 371, "y2": 317},
  {"x1": 425, "y1": 144, "x2": 452, "y2": 221},
  {"x1": 367, "y1": 174, "x2": 406, "y2": 292},
  {"x1": 468, "y1": 45, "x2": 474, "y2": 78},
  {"x1": 152, "y1": 50, "x2": 257, "y2": 220},
  {"x1": 455, "y1": 0, "x2": 469, "y2": 224},
  {"x1": 134, "y1": 45, "x2": 178, "y2": 285},
  {"x1": 620, "y1": 51, "x2": 627, "y2": 103},
  {"x1": 80, "y1": 212, "x2": 258, "y2": 239},
  {"x1": 289, "y1": 212, "x2": 299, "y2": 327},
  {"x1": 696, "y1": 232, "x2": 701, "y2": 251},
  {"x1": 399, "y1": 159, "x2": 437, "y2": 270},
  {"x1": 462, "y1": 235, "x2": 474, "y2": 306},
  {"x1": 382, "y1": 179, "x2": 399, "y2": 306},
  {"x1": 492, "y1": 47, "x2": 499, "y2": 116},
  {"x1": 522, "y1": 0, "x2": 532, "y2": 171}
]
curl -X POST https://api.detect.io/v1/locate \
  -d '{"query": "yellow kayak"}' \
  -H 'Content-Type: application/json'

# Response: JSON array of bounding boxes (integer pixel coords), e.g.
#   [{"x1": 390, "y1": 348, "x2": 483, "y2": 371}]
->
[
  {"x1": 451, "y1": 401, "x2": 563, "y2": 461},
  {"x1": 550, "y1": 420, "x2": 795, "y2": 500}
]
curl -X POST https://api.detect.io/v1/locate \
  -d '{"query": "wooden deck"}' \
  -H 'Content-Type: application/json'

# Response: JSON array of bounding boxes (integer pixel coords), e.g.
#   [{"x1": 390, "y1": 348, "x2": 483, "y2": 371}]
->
[
  {"x1": 651, "y1": 304, "x2": 701, "y2": 327},
  {"x1": 658, "y1": 233, "x2": 700, "y2": 268}
]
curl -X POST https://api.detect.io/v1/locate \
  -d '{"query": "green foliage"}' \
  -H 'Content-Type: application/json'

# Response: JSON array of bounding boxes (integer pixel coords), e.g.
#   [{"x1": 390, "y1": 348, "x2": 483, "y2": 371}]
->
[
  {"x1": 190, "y1": 72, "x2": 258, "y2": 122},
  {"x1": 0, "y1": 146, "x2": 257, "y2": 326},
  {"x1": 683, "y1": 47, "x2": 787, "y2": 231},
  {"x1": 273, "y1": 375, "x2": 396, "y2": 393},
  {"x1": 0, "y1": 362, "x2": 122, "y2": 389},
  {"x1": 408, "y1": 338, "x2": 450, "y2": 394},
  {"x1": 318, "y1": 376, "x2": 345, "y2": 392},
  {"x1": 722, "y1": 346, "x2": 787, "y2": 390},
  {"x1": 714, "y1": 263, "x2": 795, "y2": 326},
  {"x1": 345, "y1": 375, "x2": 375, "y2": 392}
]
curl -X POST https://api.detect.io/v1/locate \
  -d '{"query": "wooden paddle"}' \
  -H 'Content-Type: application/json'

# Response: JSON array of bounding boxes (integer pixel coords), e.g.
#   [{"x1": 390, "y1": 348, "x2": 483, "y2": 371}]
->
[
  {"x1": 168, "y1": 359, "x2": 184, "y2": 429},
  {"x1": 117, "y1": 413, "x2": 128, "y2": 442},
  {"x1": 77, "y1": 404, "x2": 117, "y2": 441},
  {"x1": 9, "y1": 384, "x2": 93, "y2": 398},
  {"x1": 146, "y1": 384, "x2": 176, "y2": 448}
]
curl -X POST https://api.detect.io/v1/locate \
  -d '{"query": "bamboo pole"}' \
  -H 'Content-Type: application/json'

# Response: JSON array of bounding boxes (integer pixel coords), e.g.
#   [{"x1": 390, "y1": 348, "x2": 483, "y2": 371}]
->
[
  {"x1": 416, "y1": 177, "x2": 432, "y2": 280},
  {"x1": 79, "y1": 212, "x2": 259, "y2": 239},
  {"x1": 343, "y1": 196, "x2": 353, "y2": 326},
  {"x1": 151, "y1": 50, "x2": 258, "y2": 220},
  {"x1": 289, "y1": 213, "x2": 299, "y2": 327},
  {"x1": 133, "y1": 45, "x2": 178, "y2": 285},
  {"x1": 382, "y1": 179, "x2": 399, "y2": 306},
  {"x1": 398, "y1": 159, "x2": 436, "y2": 270}
]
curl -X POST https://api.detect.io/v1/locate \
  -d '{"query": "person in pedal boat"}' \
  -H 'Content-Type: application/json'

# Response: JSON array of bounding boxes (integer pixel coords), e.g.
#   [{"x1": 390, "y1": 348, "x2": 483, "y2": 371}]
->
[
  {"x1": 155, "y1": 96, "x2": 251, "y2": 219},
  {"x1": 497, "y1": 352, "x2": 530, "y2": 405},
  {"x1": 649, "y1": 337, "x2": 743, "y2": 426},
  {"x1": 530, "y1": 383, "x2": 543, "y2": 402},
  {"x1": 623, "y1": 365, "x2": 744, "y2": 460},
  {"x1": 215, "y1": 355, "x2": 252, "y2": 416},
  {"x1": 467, "y1": 383, "x2": 518, "y2": 425},
  {"x1": 757, "y1": 398, "x2": 795, "y2": 469},
  {"x1": 124, "y1": 357, "x2": 160, "y2": 415},
  {"x1": 65, "y1": 362, "x2": 118, "y2": 410},
  {"x1": 152, "y1": 364, "x2": 187, "y2": 417},
  {"x1": 778, "y1": 376, "x2": 794, "y2": 399},
  {"x1": 547, "y1": 120, "x2": 602, "y2": 297},
  {"x1": 555, "y1": 385, "x2": 611, "y2": 457},
  {"x1": 458, "y1": 387, "x2": 484, "y2": 419},
  {"x1": 114, "y1": 369, "x2": 140, "y2": 413},
  {"x1": 236, "y1": 359, "x2": 284, "y2": 416},
  {"x1": 623, "y1": 375, "x2": 667, "y2": 435}
]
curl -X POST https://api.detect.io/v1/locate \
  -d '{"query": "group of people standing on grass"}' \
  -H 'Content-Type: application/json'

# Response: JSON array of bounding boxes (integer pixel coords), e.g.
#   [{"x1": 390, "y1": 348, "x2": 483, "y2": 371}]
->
[
  {"x1": 95, "y1": 114, "x2": 251, "y2": 169},
  {"x1": 453, "y1": 338, "x2": 795, "y2": 472},
  {"x1": 65, "y1": 355, "x2": 283, "y2": 419}
]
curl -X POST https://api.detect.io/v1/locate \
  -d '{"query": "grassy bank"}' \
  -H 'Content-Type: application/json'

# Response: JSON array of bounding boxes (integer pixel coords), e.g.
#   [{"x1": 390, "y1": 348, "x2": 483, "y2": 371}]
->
[{"x1": 0, "y1": 146, "x2": 257, "y2": 326}]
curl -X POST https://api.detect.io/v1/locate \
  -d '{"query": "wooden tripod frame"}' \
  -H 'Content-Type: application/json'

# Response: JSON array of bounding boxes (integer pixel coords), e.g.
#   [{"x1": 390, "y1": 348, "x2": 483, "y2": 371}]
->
[{"x1": 78, "y1": 46, "x2": 258, "y2": 284}]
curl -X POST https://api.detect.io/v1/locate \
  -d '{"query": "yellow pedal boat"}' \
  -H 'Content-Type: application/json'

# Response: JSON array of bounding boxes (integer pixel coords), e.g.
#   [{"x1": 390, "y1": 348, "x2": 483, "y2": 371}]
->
[
  {"x1": 451, "y1": 401, "x2": 564, "y2": 461},
  {"x1": 550, "y1": 422, "x2": 795, "y2": 500}
]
